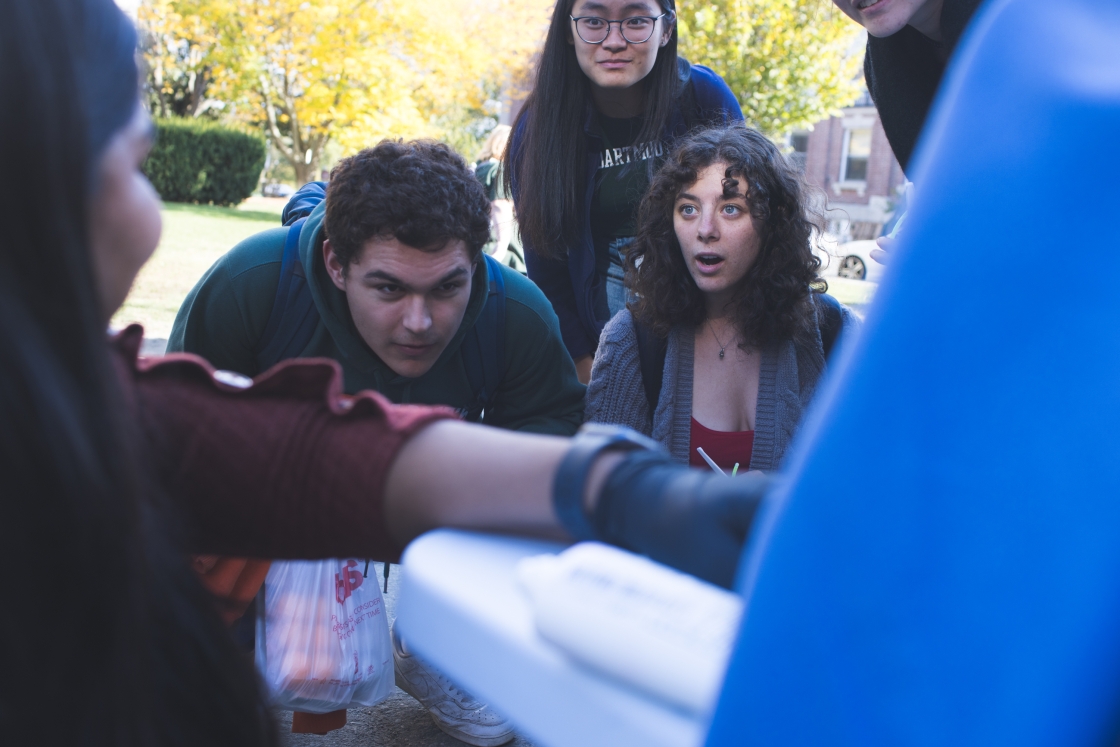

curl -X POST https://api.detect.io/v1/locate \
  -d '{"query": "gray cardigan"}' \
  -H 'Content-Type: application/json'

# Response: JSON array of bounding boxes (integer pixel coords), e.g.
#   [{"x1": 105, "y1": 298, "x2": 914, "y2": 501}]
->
[{"x1": 585, "y1": 302, "x2": 856, "y2": 469}]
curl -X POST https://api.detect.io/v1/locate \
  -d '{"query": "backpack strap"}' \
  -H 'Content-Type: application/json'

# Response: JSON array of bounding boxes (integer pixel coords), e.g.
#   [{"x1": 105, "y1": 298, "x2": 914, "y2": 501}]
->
[
  {"x1": 460, "y1": 253, "x2": 507, "y2": 422},
  {"x1": 815, "y1": 292, "x2": 844, "y2": 360},
  {"x1": 253, "y1": 217, "x2": 321, "y2": 372},
  {"x1": 633, "y1": 318, "x2": 668, "y2": 416}
]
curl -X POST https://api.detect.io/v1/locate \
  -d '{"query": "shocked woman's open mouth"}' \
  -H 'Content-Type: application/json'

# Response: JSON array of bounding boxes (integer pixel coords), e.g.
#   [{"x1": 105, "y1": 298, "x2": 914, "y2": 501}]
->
[{"x1": 694, "y1": 253, "x2": 725, "y2": 274}]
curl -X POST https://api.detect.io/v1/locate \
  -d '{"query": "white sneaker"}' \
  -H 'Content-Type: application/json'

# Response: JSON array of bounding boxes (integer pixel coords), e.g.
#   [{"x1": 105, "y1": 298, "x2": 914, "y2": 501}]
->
[{"x1": 392, "y1": 626, "x2": 515, "y2": 747}]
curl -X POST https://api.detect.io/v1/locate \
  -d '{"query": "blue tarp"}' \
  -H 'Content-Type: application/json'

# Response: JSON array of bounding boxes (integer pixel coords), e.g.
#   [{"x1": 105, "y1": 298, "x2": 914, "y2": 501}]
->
[{"x1": 706, "y1": 1, "x2": 1120, "y2": 744}]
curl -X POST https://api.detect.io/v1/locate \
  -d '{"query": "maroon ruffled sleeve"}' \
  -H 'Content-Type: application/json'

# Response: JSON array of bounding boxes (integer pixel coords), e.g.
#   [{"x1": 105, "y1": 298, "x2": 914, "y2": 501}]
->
[{"x1": 112, "y1": 326, "x2": 457, "y2": 562}]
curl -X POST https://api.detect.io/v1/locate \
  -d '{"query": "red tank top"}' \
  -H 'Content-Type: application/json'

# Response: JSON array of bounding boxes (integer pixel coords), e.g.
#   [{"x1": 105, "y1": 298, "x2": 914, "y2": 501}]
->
[{"x1": 689, "y1": 417, "x2": 754, "y2": 472}]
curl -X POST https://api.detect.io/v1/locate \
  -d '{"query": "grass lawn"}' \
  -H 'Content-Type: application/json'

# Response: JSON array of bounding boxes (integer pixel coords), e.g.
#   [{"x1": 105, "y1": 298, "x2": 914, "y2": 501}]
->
[
  {"x1": 116, "y1": 198, "x2": 881, "y2": 340},
  {"x1": 112, "y1": 197, "x2": 286, "y2": 340}
]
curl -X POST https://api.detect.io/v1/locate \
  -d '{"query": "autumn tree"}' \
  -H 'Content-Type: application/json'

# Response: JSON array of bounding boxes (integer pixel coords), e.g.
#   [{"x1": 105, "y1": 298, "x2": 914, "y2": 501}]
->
[
  {"x1": 139, "y1": 0, "x2": 864, "y2": 178},
  {"x1": 678, "y1": 0, "x2": 863, "y2": 138},
  {"x1": 139, "y1": 0, "x2": 225, "y2": 118},
  {"x1": 138, "y1": 0, "x2": 551, "y2": 184}
]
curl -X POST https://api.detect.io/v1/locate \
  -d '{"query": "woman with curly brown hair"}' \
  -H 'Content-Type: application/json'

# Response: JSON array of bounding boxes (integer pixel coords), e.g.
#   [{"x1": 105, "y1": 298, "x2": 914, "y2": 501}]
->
[{"x1": 585, "y1": 125, "x2": 858, "y2": 471}]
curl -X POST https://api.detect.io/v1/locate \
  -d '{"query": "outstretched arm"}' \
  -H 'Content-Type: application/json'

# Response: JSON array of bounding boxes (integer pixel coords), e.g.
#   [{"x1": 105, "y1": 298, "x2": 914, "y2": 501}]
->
[
  {"x1": 385, "y1": 421, "x2": 769, "y2": 589},
  {"x1": 123, "y1": 327, "x2": 767, "y2": 589},
  {"x1": 382, "y1": 420, "x2": 616, "y2": 544}
]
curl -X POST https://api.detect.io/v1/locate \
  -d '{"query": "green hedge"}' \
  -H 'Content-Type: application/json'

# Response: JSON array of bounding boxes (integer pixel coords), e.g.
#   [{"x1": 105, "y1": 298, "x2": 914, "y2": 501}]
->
[{"x1": 143, "y1": 119, "x2": 266, "y2": 206}]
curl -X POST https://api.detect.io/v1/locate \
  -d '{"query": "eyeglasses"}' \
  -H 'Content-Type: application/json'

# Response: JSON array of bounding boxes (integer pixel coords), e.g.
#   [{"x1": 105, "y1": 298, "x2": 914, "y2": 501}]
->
[{"x1": 569, "y1": 13, "x2": 668, "y2": 45}]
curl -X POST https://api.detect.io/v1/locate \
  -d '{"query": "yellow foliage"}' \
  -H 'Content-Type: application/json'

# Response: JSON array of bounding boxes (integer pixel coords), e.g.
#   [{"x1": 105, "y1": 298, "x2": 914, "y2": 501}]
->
[
  {"x1": 138, "y1": 0, "x2": 552, "y2": 182},
  {"x1": 678, "y1": 0, "x2": 864, "y2": 138}
]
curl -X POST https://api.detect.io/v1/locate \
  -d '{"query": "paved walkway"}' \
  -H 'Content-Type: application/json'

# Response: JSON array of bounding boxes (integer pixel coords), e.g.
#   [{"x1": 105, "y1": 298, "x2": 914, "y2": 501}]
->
[{"x1": 278, "y1": 563, "x2": 535, "y2": 747}]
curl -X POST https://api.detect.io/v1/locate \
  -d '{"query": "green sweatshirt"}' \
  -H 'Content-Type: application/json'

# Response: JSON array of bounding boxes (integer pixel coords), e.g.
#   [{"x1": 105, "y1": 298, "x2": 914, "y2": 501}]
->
[{"x1": 168, "y1": 202, "x2": 585, "y2": 435}]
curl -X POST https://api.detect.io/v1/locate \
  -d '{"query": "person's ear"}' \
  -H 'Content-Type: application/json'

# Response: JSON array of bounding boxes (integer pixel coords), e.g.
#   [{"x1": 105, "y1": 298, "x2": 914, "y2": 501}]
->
[
  {"x1": 660, "y1": 10, "x2": 676, "y2": 46},
  {"x1": 566, "y1": 1, "x2": 579, "y2": 45},
  {"x1": 322, "y1": 239, "x2": 348, "y2": 292}
]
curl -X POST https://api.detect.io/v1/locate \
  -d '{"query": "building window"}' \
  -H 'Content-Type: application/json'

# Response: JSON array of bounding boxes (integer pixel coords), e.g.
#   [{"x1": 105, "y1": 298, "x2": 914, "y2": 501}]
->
[
  {"x1": 788, "y1": 131, "x2": 809, "y2": 173},
  {"x1": 841, "y1": 127, "x2": 871, "y2": 182}
]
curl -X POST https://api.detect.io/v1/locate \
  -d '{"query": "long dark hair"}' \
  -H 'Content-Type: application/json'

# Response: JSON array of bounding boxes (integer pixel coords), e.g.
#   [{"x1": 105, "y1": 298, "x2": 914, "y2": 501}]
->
[
  {"x1": 0, "y1": 1, "x2": 273, "y2": 744},
  {"x1": 505, "y1": 0, "x2": 680, "y2": 260},
  {"x1": 627, "y1": 125, "x2": 827, "y2": 348}
]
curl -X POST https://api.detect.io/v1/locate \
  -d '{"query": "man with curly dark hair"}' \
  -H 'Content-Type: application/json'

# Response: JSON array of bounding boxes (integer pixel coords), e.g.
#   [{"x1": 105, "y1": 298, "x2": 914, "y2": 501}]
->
[
  {"x1": 168, "y1": 139, "x2": 584, "y2": 746},
  {"x1": 171, "y1": 139, "x2": 583, "y2": 430}
]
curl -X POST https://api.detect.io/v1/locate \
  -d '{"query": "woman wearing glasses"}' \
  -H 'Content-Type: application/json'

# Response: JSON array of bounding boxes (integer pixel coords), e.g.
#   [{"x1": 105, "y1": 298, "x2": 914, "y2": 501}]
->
[{"x1": 504, "y1": 0, "x2": 743, "y2": 382}]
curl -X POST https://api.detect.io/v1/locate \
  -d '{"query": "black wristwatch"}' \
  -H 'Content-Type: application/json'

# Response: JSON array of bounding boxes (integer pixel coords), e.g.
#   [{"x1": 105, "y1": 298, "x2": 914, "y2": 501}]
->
[{"x1": 552, "y1": 424, "x2": 662, "y2": 541}]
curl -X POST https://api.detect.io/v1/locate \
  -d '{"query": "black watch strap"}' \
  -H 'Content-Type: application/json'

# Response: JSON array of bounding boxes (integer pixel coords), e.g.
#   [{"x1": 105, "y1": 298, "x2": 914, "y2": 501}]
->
[{"x1": 552, "y1": 424, "x2": 661, "y2": 541}]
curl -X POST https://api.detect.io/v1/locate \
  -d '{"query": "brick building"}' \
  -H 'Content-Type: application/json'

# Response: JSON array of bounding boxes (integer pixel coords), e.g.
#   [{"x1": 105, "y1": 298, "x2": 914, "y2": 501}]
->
[{"x1": 790, "y1": 91, "x2": 908, "y2": 241}]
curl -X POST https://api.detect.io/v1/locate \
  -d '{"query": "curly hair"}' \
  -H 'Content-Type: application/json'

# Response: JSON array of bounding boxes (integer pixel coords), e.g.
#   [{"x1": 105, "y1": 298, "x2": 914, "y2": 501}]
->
[
  {"x1": 324, "y1": 140, "x2": 493, "y2": 271},
  {"x1": 627, "y1": 124, "x2": 827, "y2": 349}
]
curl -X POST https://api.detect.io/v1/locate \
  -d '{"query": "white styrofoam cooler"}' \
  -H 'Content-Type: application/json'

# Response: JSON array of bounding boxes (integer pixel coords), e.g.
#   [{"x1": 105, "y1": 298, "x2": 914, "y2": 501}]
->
[{"x1": 396, "y1": 529, "x2": 709, "y2": 747}]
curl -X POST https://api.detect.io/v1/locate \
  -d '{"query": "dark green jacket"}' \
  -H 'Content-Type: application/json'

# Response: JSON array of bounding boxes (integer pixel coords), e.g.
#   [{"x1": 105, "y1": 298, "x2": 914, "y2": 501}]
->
[{"x1": 168, "y1": 202, "x2": 585, "y2": 435}]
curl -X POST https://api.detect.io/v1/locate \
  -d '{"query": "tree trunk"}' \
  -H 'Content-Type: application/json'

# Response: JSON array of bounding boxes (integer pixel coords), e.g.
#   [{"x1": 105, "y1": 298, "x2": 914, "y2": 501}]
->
[
  {"x1": 258, "y1": 75, "x2": 328, "y2": 186},
  {"x1": 188, "y1": 65, "x2": 211, "y2": 118},
  {"x1": 292, "y1": 159, "x2": 315, "y2": 187},
  {"x1": 152, "y1": 59, "x2": 168, "y2": 118},
  {"x1": 287, "y1": 136, "x2": 327, "y2": 185},
  {"x1": 292, "y1": 150, "x2": 325, "y2": 186}
]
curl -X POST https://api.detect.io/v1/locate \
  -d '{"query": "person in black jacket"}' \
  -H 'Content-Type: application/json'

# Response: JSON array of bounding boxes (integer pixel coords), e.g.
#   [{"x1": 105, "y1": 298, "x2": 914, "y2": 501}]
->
[
  {"x1": 831, "y1": 0, "x2": 983, "y2": 175},
  {"x1": 831, "y1": 0, "x2": 983, "y2": 265}
]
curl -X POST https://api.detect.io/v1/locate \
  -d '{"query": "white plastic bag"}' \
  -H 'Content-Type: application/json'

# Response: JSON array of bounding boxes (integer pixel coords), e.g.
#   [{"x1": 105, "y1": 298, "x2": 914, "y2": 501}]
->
[{"x1": 256, "y1": 559, "x2": 394, "y2": 713}]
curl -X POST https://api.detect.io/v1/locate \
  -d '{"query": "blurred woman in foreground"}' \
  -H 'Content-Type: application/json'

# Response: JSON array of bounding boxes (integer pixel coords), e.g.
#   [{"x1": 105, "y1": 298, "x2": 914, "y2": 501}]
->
[{"x1": 0, "y1": 1, "x2": 764, "y2": 742}]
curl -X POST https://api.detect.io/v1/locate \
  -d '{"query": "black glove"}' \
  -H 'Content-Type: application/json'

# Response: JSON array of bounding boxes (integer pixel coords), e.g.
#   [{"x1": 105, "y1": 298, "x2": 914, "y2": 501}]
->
[
  {"x1": 595, "y1": 450, "x2": 769, "y2": 588},
  {"x1": 553, "y1": 425, "x2": 771, "y2": 589}
]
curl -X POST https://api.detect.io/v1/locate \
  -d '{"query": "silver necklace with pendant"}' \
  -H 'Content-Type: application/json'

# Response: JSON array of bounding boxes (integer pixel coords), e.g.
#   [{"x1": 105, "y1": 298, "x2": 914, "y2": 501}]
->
[{"x1": 707, "y1": 320, "x2": 733, "y2": 360}]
